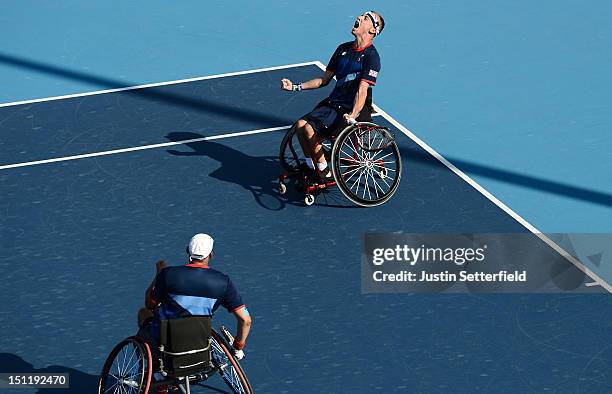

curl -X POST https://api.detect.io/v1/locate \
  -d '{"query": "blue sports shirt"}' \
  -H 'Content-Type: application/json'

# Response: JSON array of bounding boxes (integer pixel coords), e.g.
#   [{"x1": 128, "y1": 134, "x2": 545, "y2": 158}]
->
[
  {"x1": 151, "y1": 263, "x2": 245, "y2": 319},
  {"x1": 326, "y1": 41, "x2": 381, "y2": 109}
]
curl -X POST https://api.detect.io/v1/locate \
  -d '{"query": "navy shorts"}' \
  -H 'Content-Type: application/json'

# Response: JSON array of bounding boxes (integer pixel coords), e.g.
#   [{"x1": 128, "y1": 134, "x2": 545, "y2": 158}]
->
[{"x1": 301, "y1": 101, "x2": 372, "y2": 138}]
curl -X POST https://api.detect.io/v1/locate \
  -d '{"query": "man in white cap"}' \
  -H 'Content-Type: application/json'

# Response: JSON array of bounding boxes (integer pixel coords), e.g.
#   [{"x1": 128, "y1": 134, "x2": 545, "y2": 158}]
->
[{"x1": 137, "y1": 233, "x2": 252, "y2": 361}]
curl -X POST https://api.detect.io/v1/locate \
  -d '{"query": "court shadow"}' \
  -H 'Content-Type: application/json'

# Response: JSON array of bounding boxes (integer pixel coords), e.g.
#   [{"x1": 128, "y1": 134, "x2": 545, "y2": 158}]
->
[
  {"x1": 165, "y1": 132, "x2": 288, "y2": 211},
  {"x1": 2, "y1": 51, "x2": 611, "y2": 209},
  {"x1": 165, "y1": 132, "x2": 355, "y2": 210},
  {"x1": 0, "y1": 353, "x2": 98, "y2": 393},
  {"x1": 0, "y1": 52, "x2": 294, "y2": 128},
  {"x1": 399, "y1": 145, "x2": 612, "y2": 209}
]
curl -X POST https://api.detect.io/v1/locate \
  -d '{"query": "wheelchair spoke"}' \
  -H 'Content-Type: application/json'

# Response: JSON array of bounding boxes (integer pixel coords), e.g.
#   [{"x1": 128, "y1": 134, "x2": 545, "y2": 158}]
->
[
  {"x1": 339, "y1": 146, "x2": 357, "y2": 161},
  {"x1": 375, "y1": 166, "x2": 397, "y2": 174},
  {"x1": 369, "y1": 149, "x2": 394, "y2": 163},
  {"x1": 363, "y1": 168, "x2": 372, "y2": 200},
  {"x1": 119, "y1": 345, "x2": 131, "y2": 377},
  {"x1": 350, "y1": 168, "x2": 366, "y2": 195},
  {"x1": 373, "y1": 162, "x2": 396, "y2": 169},
  {"x1": 370, "y1": 170, "x2": 386, "y2": 197},
  {"x1": 124, "y1": 345, "x2": 137, "y2": 376},
  {"x1": 365, "y1": 167, "x2": 380, "y2": 199},
  {"x1": 378, "y1": 171, "x2": 392, "y2": 189},
  {"x1": 341, "y1": 165, "x2": 362, "y2": 179},
  {"x1": 104, "y1": 378, "x2": 120, "y2": 394},
  {"x1": 112, "y1": 353, "x2": 123, "y2": 378}
]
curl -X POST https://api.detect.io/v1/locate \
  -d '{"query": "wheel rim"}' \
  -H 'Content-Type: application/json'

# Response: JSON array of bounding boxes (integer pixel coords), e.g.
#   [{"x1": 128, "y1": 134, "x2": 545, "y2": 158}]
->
[
  {"x1": 332, "y1": 123, "x2": 402, "y2": 207},
  {"x1": 100, "y1": 339, "x2": 148, "y2": 394},
  {"x1": 210, "y1": 335, "x2": 250, "y2": 394}
]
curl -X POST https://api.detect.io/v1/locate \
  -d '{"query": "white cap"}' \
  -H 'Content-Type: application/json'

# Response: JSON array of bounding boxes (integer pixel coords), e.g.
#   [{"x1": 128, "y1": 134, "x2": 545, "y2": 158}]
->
[{"x1": 188, "y1": 233, "x2": 214, "y2": 260}]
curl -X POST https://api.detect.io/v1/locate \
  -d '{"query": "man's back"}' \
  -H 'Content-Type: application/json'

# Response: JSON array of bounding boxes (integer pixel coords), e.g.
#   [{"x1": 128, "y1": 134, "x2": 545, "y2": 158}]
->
[{"x1": 152, "y1": 264, "x2": 244, "y2": 319}]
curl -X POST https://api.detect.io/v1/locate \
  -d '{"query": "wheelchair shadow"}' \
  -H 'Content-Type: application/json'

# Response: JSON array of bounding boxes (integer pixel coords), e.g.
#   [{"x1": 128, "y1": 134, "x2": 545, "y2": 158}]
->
[
  {"x1": 166, "y1": 132, "x2": 287, "y2": 211},
  {"x1": 165, "y1": 132, "x2": 355, "y2": 210},
  {"x1": 0, "y1": 353, "x2": 97, "y2": 393},
  {"x1": 0, "y1": 353, "x2": 232, "y2": 394}
]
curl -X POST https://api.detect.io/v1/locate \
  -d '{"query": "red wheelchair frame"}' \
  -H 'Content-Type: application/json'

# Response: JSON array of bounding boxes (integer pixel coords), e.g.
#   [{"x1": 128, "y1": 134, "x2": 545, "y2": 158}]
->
[{"x1": 278, "y1": 121, "x2": 402, "y2": 207}]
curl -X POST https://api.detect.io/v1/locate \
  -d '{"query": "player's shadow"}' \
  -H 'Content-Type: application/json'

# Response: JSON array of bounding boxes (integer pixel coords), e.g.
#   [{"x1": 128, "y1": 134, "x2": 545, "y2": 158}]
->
[
  {"x1": 165, "y1": 132, "x2": 355, "y2": 209},
  {"x1": 0, "y1": 353, "x2": 97, "y2": 393},
  {"x1": 0, "y1": 353, "x2": 230, "y2": 394},
  {"x1": 165, "y1": 132, "x2": 289, "y2": 210}
]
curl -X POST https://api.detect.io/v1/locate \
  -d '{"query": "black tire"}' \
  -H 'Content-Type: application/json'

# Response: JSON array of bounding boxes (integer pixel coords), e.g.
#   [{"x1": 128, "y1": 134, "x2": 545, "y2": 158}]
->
[
  {"x1": 279, "y1": 127, "x2": 303, "y2": 173},
  {"x1": 98, "y1": 336, "x2": 152, "y2": 394},
  {"x1": 279, "y1": 126, "x2": 332, "y2": 173},
  {"x1": 331, "y1": 122, "x2": 402, "y2": 207},
  {"x1": 210, "y1": 330, "x2": 253, "y2": 394}
]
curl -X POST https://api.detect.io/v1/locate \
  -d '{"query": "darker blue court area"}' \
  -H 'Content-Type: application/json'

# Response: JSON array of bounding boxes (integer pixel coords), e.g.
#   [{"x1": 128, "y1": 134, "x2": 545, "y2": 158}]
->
[{"x1": 0, "y1": 65, "x2": 611, "y2": 393}]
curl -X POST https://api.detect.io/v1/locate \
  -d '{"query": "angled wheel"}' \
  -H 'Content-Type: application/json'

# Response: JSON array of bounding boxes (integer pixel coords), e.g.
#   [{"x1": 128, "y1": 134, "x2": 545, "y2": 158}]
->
[
  {"x1": 210, "y1": 330, "x2": 253, "y2": 394},
  {"x1": 331, "y1": 122, "x2": 402, "y2": 207},
  {"x1": 279, "y1": 126, "x2": 332, "y2": 173},
  {"x1": 98, "y1": 336, "x2": 152, "y2": 394}
]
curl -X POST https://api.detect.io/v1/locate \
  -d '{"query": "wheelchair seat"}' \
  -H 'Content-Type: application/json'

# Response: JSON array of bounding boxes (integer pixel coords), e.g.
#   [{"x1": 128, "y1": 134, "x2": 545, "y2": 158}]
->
[{"x1": 158, "y1": 316, "x2": 213, "y2": 377}]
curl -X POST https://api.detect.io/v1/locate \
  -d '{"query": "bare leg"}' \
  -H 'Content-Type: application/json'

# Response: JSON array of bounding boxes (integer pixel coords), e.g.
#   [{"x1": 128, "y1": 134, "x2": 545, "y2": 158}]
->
[
  {"x1": 294, "y1": 119, "x2": 310, "y2": 158},
  {"x1": 301, "y1": 123, "x2": 326, "y2": 165}
]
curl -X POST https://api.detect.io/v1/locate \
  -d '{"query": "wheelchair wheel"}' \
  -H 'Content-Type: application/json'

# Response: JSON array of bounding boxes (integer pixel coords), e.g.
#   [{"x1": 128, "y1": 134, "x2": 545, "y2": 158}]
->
[
  {"x1": 210, "y1": 330, "x2": 253, "y2": 394},
  {"x1": 331, "y1": 122, "x2": 402, "y2": 207},
  {"x1": 98, "y1": 336, "x2": 152, "y2": 394},
  {"x1": 279, "y1": 126, "x2": 332, "y2": 173}
]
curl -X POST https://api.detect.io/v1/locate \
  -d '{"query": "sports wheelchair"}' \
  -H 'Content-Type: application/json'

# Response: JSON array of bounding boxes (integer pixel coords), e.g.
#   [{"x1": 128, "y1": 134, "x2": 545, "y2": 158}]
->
[
  {"x1": 98, "y1": 316, "x2": 252, "y2": 394},
  {"x1": 278, "y1": 120, "x2": 402, "y2": 207}
]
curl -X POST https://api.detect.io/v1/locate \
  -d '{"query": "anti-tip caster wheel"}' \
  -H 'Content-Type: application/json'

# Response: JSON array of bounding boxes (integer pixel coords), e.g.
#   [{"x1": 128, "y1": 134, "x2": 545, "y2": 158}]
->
[{"x1": 304, "y1": 194, "x2": 315, "y2": 206}]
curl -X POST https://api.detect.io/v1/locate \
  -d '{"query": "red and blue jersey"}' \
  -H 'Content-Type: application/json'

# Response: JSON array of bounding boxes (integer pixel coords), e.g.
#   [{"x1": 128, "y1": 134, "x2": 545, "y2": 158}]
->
[
  {"x1": 326, "y1": 41, "x2": 381, "y2": 109},
  {"x1": 150, "y1": 263, "x2": 246, "y2": 319}
]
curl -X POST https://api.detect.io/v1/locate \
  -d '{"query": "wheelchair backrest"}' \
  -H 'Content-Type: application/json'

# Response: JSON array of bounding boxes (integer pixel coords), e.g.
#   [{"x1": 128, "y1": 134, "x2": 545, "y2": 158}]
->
[{"x1": 159, "y1": 316, "x2": 212, "y2": 376}]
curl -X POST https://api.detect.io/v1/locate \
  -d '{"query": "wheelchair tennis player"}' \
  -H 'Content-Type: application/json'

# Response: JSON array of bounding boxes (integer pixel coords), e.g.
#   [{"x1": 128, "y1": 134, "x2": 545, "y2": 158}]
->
[
  {"x1": 137, "y1": 234, "x2": 252, "y2": 391},
  {"x1": 281, "y1": 11, "x2": 385, "y2": 179}
]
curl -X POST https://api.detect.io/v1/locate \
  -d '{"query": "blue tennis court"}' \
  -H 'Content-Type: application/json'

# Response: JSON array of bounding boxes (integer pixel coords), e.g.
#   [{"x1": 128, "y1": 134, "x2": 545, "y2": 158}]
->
[{"x1": 1, "y1": 63, "x2": 611, "y2": 393}]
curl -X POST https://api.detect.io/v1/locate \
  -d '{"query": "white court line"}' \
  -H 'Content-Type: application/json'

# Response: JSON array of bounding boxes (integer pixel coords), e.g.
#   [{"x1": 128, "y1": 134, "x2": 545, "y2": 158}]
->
[
  {"x1": 2, "y1": 60, "x2": 609, "y2": 292},
  {"x1": 0, "y1": 113, "x2": 382, "y2": 171},
  {"x1": 0, "y1": 126, "x2": 290, "y2": 170},
  {"x1": 313, "y1": 60, "x2": 612, "y2": 293},
  {"x1": 0, "y1": 61, "x2": 320, "y2": 108}
]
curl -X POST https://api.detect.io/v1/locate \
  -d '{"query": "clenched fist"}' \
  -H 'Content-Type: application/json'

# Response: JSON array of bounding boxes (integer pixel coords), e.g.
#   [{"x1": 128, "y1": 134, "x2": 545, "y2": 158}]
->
[{"x1": 280, "y1": 78, "x2": 293, "y2": 91}]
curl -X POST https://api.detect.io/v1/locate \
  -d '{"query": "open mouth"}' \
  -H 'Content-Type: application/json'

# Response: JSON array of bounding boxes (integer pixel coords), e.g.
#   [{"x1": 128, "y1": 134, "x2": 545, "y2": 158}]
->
[{"x1": 353, "y1": 20, "x2": 360, "y2": 29}]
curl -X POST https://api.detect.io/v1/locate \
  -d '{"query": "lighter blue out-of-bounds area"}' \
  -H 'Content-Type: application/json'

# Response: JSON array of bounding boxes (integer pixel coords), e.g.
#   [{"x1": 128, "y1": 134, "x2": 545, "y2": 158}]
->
[{"x1": 1, "y1": 1, "x2": 612, "y2": 233}]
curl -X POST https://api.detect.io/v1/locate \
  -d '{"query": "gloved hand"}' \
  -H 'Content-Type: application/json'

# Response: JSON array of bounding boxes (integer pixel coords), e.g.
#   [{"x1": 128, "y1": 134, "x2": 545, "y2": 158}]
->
[
  {"x1": 232, "y1": 339, "x2": 245, "y2": 360},
  {"x1": 233, "y1": 349, "x2": 245, "y2": 360},
  {"x1": 343, "y1": 113, "x2": 357, "y2": 125}
]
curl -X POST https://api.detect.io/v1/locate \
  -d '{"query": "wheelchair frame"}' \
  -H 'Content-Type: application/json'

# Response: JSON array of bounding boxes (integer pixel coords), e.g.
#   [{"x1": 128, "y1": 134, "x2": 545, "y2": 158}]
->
[
  {"x1": 278, "y1": 121, "x2": 402, "y2": 207},
  {"x1": 98, "y1": 325, "x2": 252, "y2": 394}
]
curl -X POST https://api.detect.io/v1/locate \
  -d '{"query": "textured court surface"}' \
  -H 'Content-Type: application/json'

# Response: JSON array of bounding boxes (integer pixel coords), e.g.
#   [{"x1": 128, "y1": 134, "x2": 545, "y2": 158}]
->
[{"x1": 1, "y1": 65, "x2": 611, "y2": 393}]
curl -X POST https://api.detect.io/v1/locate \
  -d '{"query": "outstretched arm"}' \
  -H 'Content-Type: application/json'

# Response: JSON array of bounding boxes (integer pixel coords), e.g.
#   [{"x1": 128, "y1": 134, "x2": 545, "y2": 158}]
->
[{"x1": 281, "y1": 70, "x2": 335, "y2": 91}]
